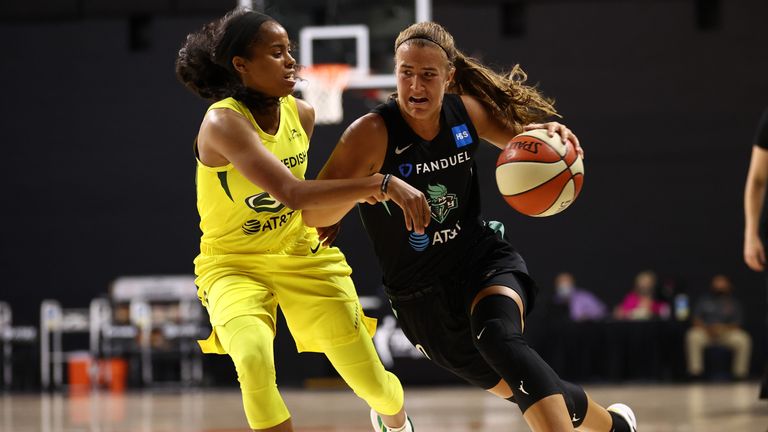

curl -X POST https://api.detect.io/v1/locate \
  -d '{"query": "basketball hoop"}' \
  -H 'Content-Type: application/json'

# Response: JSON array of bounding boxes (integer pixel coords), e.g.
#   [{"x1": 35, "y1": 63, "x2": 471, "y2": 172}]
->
[{"x1": 298, "y1": 64, "x2": 352, "y2": 125}]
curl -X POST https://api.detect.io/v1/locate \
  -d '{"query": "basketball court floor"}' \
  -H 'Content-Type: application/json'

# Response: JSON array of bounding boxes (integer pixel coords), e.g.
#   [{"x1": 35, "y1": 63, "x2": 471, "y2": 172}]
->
[{"x1": 2, "y1": 382, "x2": 766, "y2": 432}]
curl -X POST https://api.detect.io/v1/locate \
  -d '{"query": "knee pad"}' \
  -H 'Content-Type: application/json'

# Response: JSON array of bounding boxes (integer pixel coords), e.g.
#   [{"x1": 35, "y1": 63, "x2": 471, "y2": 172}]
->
[{"x1": 471, "y1": 295, "x2": 563, "y2": 413}]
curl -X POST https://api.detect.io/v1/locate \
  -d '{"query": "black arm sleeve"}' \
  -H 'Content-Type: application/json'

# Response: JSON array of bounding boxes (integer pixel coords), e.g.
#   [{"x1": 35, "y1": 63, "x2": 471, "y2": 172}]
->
[{"x1": 756, "y1": 108, "x2": 768, "y2": 149}]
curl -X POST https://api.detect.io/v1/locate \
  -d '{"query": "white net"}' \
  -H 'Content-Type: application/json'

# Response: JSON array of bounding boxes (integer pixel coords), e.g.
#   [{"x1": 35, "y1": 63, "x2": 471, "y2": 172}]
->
[{"x1": 298, "y1": 64, "x2": 352, "y2": 125}]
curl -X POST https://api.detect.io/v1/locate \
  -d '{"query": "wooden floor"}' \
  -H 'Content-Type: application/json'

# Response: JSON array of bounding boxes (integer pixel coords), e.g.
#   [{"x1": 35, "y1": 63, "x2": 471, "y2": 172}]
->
[{"x1": 2, "y1": 383, "x2": 767, "y2": 432}]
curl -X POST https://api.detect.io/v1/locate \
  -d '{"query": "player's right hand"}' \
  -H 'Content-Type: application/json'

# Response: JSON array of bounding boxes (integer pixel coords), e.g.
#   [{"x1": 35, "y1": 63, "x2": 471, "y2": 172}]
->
[
  {"x1": 744, "y1": 234, "x2": 766, "y2": 271},
  {"x1": 385, "y1": 176, "x2": 431, "y2": 234}
]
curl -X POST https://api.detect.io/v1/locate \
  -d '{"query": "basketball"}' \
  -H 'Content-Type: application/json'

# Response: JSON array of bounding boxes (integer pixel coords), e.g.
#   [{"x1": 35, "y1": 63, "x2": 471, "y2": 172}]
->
[{"x1": 495, "y1": 129, "x2": 584, "y2": 217}]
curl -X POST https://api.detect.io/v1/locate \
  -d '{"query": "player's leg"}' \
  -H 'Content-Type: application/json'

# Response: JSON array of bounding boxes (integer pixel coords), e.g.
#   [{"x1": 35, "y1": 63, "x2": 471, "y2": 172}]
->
[
  {"x1": 200, "y1": 273, "x2": 290, "y2": 431},
  {"x1": 275, "y1": 247, "x2": 412, "y2": 432},
  {"x1": 488, "y1": 378, "x2": 618, "y2": 432},
  {"x1": 685, "y1": 326, "x2": 709, "y2": 378},
  {"x1": 470, "y1": 282, "x2": 635, "y2": 432},
  {"x1": 216, "y1": 314, "x2": 293, "y2": 431},
  {"x1": 324, "y1": 323, "x2": 413, "y2": 432}
]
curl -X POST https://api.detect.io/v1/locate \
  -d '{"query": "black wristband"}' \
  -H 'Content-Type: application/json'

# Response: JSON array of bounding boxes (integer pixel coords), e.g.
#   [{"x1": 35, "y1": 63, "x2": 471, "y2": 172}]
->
[{"x1": 380, "y1": 174, "x2": 392, "y2": 194}]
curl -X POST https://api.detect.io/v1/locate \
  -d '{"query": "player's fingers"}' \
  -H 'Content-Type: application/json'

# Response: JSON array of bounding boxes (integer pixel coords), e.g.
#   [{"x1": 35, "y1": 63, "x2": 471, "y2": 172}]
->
[
  {"x1": 746, "y1": 251, "x2": 763, "y2": 271},
  {"x1": 523, "y1": 123, "x2": 541, "y2": 131},
  {"x1": 547, "y1": 122, "x2": 558, "y2": 137},
  {"x1": 422, "y1": 196, "x2": 431, "y2": 228},
  {"x1": 402, "y1": 207, "x2": 413, "y2": 232},
  {"x1": 411, "y1": 199, "x2": 424, "y2": 234},
  {"x1": 572, "y1": 140, "x2": 585, "y2": 159},
  {"x1": 748, "y1": 256, "x2": 764, "y2": 271}
]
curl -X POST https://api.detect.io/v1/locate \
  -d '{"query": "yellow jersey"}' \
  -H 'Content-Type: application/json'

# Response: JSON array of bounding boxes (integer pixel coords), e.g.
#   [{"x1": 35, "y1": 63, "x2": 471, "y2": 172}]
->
[{"x1": 194, "y1": 96, "x2": 312, "y2": 256}]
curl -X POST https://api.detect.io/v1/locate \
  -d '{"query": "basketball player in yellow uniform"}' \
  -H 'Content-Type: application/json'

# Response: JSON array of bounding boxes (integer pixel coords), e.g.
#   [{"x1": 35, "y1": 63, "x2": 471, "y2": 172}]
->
[{"x1": 175, "y1": 9, "x2": 429, "y2": 432}]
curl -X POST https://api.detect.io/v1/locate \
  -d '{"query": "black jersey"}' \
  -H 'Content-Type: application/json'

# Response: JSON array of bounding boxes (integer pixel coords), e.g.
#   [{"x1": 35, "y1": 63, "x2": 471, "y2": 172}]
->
[{"x1": 359, "y1": 94, "x2": 526, "y2": 295}]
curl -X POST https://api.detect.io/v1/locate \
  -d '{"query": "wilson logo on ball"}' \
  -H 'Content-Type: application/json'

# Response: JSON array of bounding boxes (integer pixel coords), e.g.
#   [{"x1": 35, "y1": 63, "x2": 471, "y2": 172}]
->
[{"x1": 495, "y1": 129, "x2": 584, "y2": 217}]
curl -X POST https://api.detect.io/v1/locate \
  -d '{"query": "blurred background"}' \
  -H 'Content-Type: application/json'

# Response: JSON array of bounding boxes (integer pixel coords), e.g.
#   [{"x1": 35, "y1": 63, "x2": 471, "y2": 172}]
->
[{"x1": 1, "y1": 0, "x2": 767, "y2": 416}]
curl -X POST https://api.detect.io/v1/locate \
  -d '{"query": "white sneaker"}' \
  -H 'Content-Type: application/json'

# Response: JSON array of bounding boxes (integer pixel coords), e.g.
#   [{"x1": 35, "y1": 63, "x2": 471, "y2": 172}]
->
[
  {"x1": 370, "y1": 408, "x2": 414, "y2": 432},
  {"x1": 607, "y1": 403, "x2": 637, "y2": 432}
]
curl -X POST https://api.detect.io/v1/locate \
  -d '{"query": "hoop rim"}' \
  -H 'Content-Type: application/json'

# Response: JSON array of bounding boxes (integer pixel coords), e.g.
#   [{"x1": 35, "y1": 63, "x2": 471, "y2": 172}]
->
[{"x1": 299, "y1": 63, "x2": 353, "y2": 89}]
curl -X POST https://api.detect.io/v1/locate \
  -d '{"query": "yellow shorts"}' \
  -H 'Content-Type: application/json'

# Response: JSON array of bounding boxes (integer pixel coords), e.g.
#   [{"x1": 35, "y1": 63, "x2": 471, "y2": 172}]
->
[{"x1": 195, "y1": 234, "x2": 376, "y2": 354}]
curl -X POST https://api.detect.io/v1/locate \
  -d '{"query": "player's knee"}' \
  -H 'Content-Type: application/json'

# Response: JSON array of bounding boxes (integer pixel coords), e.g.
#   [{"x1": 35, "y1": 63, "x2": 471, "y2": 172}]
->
[
  {"x1": 350, "y1": 370, "x2": 404, "y2": 416},
  {"x1": 470, "y1": 295, "x2": 527, "y2": 365},
  {"x1": 229, "y1": 341, "x2": 273, "y2": 389},
  {"x1": 470, "y1": 295, "x2": 564, "y2": 413},
  {"x1": 472, "y1": 317, "x2": 527, "y2": 365}
]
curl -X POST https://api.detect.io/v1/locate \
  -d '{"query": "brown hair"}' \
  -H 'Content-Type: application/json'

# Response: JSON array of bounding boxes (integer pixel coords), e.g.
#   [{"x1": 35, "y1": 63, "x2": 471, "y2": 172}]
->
[
  {"x1": 175, "y1": 8, "x2": 281, "y2": 113},
  {"x1": 394, "y1": 22, "x2": 558, "y2": 129}
]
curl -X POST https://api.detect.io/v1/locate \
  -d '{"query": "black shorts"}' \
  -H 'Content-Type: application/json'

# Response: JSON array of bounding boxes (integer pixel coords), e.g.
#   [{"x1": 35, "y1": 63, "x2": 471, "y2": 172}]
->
[{"x1": 386, "y1": 227, "x2": 538, "y2": 389}]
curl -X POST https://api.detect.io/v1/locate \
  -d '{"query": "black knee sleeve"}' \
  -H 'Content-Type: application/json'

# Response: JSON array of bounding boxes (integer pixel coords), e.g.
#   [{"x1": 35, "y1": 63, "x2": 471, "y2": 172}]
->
[
  {"x1": 561, "y1": 380, "x2": 588, "y2": 427},
  {"x1": 471, "y1": 294, "x2": 562, "y2": 413}
]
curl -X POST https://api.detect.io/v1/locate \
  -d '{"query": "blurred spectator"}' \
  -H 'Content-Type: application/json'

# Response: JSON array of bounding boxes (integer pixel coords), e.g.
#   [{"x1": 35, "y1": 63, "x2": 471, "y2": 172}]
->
[
  {"x1": 614, "y1": 270, "x2": 670, "y2": 320},
  {"x1": 686, "y1": 275, "x2": 752, "y2": 380},
  {"x1": 552, "y1": 272, "x2": 607, "y2": 321}
]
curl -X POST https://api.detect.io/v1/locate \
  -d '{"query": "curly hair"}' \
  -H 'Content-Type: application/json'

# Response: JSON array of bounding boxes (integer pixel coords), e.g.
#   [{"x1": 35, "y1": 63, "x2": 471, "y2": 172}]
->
[
  {"x1": 394, "y1": 22, "x2": 558, "y2": 129},
  {"x1": 175, "y1": 8, "x2": 282, "y2": 113}
]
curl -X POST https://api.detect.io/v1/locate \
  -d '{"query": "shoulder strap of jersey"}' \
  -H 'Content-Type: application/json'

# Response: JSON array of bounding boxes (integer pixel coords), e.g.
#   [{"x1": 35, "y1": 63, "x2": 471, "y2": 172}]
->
[
  {"x1": 371, "y1": 99, "x2": 413, "y2": 162},
  {"x1": 443, "y1": 94, "x2": 480, "y2": 141}
]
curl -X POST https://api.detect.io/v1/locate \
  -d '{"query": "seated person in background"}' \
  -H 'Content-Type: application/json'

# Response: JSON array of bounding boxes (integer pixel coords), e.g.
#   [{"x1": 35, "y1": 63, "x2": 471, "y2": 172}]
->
[
  {"x1": 552, "y1": 272, "x2": 607, "y2": 321},
  {"x1": 614, "y1": 270, "x2": 670, "y2": 320},
  {"x1": 686, "y1": 274, "x2": 752, "y2": 380}
]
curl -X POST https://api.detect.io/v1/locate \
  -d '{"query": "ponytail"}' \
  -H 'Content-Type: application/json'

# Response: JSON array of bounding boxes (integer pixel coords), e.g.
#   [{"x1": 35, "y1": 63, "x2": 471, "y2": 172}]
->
[
  {"x1": 451, "y1": 53, "x2": 559, "y2": 128},
  {"x1": 175, "y1": 8, "x2": 281, "y2": 113}
]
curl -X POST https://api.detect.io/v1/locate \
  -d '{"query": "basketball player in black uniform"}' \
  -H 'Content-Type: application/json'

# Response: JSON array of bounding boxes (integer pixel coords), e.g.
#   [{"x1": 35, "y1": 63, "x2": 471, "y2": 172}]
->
[
  {"x1": 743, "y1": 107, "x2": 768, "y2": 399},
  {"x1": 303, "y1": 22, "x2": 637, "y2": 432}
]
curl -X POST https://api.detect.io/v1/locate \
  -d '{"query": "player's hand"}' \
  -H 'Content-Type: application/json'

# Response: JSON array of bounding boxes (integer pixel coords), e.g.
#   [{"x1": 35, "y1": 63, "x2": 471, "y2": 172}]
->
[
  {"x1": 524, "y1": 122, "x2": 584, "y2": 159},
  {"x1": 384, "y1": 176, "x2": 431, "y2": 234},
  {"x1": 317, "y1": 222, "x2": 341, "y2": 247},
  {"x1": 744, "y1": 234, "x2": 766, "y2": 271}
]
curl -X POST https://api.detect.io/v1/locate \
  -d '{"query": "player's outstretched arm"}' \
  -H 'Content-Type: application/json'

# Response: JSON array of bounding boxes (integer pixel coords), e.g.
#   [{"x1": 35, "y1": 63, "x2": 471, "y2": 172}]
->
[
  {"x1": 303, "y1": 113, "x2": 430, "y2": 233},
  {"x1": 200, "y1": 108, "x2": 385, "y2": 211}
]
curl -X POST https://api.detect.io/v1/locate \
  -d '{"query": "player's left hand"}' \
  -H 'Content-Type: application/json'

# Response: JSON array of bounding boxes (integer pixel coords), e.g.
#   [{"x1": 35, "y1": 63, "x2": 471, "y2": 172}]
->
[
  {"x1": 317, "y1": 222, "x2": 341, "y2": 247},
  {"x1": 524, "y1": 122, "x2": 584, "y2": 159}
]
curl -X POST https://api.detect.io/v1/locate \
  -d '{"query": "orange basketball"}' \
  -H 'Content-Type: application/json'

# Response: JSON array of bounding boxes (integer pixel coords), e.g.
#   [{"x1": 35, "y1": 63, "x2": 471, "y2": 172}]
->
[{"x1": 495, "y1": 129, "x2": 584, "y2": 217}]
